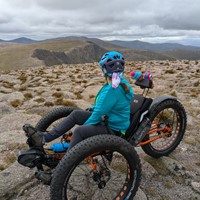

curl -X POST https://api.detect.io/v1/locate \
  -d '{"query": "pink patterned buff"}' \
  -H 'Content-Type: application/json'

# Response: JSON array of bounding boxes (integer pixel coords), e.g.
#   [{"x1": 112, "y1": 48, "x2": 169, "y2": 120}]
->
[{"x1": 112, "y1": 72, "x2": 122, "y2": 88}]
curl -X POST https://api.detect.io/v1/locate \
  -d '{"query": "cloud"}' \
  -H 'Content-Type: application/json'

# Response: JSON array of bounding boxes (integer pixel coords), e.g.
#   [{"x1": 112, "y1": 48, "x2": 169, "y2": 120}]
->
[{"x1": 0, "y1": 0, "x2": 200, "y2": 44}]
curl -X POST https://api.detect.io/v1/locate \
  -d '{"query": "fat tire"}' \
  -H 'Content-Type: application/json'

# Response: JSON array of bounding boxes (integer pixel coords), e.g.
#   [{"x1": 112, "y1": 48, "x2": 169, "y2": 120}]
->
[
  {"x1": 50, "y1": 134, "x2": 142, "y2": 200},
  {"x1": 141, "y1": 99, "x2": 187, "y2": 158},
  {"x1": 35, "y1": 106, "x2": 81, "y2": 131}
]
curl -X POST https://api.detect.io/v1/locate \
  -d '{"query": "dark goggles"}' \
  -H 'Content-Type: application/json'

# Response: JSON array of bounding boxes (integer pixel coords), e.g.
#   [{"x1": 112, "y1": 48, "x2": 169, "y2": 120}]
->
[{"x1": 104, "y1": 60, "x2": 125, "y2": 73}]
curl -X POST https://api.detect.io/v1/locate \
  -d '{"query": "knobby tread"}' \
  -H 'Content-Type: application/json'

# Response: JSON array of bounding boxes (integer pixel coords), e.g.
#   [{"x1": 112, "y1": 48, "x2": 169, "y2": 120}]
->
[
  {"x1": 35, "y1": 106, "x2": 81, "y2": 131},
  {"x1": 50, "y1": 134, "x2": 142, "y2": 200},
  {"x1": 141, "y1": 99, "x2": 187, "y2": 158}
]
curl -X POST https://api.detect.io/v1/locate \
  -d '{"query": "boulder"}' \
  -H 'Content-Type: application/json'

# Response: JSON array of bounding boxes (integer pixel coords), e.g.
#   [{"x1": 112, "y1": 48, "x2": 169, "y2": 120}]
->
[
  {"x1": 0, "y1": 104, "x2": 15, "y2": 118},
  {"x1": 0, "y1": 92, "x2": 25, "y2": 103}
]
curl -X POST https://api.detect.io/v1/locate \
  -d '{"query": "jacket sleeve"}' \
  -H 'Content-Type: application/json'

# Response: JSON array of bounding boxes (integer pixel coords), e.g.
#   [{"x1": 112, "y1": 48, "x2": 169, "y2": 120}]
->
[{"x1": 84, "y1": 86, "x2": 117, "y2": 125}]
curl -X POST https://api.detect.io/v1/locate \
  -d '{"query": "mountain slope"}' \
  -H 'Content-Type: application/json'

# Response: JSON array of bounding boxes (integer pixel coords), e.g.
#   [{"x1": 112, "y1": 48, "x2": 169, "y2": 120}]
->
[{"x1": 0, "y1": 40, "x2": 88, "y2": 70}]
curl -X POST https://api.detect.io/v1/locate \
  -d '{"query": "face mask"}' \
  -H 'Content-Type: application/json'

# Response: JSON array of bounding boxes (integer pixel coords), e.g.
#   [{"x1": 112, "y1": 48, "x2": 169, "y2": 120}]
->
[{"x1": 112, "y1": 72, "x2": 123, "y2": 88}]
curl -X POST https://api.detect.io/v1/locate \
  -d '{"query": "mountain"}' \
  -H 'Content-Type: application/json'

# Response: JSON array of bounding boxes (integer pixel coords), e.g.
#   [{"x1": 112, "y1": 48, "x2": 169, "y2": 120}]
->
[
  {"x1": 108, "y1": 40, "x2": 200, "y2": 52},
  {"x1": 8, "y1": 37, "x2": 38, "y2": 44},
  {"x1": 1, "y1": 37, "x2": 200, "y2": 71}
]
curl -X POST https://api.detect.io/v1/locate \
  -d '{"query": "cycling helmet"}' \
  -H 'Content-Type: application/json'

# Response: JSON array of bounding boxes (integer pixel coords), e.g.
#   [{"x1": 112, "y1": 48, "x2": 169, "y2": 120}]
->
[{"x1": 99, "y1": 51, "x2": 125, "y2": 76}]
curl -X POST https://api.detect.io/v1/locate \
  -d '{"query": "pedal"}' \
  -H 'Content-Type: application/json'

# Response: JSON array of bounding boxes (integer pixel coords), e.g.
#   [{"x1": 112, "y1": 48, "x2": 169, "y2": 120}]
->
[
  {"x1": 35, "y1": 170, "x2": 52, "y2": 185},
  {"x1": 23, "y1": 124, "x2": 37, "y2": 137}
]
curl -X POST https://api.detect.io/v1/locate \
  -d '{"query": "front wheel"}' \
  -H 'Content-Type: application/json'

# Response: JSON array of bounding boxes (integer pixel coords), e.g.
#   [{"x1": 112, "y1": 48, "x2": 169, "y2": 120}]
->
[
  {"x1": 141, "y1": 99, "x2": 187, "y2": 158},
  {"x1": 50, "y1": 135, "x2": 142, "y2": 200},
  {"x1": 35, "y1": 106, "x2": 81, "y2": 131}
]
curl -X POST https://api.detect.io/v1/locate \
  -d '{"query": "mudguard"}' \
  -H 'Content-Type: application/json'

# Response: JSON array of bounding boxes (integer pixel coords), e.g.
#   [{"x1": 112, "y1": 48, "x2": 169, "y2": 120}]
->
[{"x1": 149, "y1": 95, "x2": 177, "y2": 111}]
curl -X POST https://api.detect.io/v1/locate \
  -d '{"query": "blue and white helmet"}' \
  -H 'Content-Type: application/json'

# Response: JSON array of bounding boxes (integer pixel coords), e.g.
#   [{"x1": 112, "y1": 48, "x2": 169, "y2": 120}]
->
[{"x1": 99, "y1": 51, "x2": 125, "y2": 77}]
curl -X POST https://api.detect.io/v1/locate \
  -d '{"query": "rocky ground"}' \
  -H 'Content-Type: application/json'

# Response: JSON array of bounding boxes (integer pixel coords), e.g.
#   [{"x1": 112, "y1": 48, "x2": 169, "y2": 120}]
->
[{"x1": 0, "y1": 60, "x2": 199, "y2": 200}]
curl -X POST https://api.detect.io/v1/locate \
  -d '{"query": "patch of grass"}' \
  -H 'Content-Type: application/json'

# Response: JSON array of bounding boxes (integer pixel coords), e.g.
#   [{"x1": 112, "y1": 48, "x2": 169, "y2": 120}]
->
[
  {"x1": 75, "y1": 92, "x2": 83, "y2": 99},
  {"x1": 24, "y1": 92, "x2": 33, "y2": 99},
  {"x1": 3, "y1": 81, "x2": 14, "y2": 88},
  {"x1": 89, "y1": 94, "x2": 95, "y2": 99},
  {"x1": 6, "y1": 143, "x2": 27, "y2": 151},
  {"x1": 54, "y1": 97, "x2": 64, "y2": 105},
  {"x1": 193, "y1": 81, "x2": 199, "y2": 87},
  {"x1": 10, "y1": 99, "x2": 22, "y2": 107},
  {"x1": 184, "y1": 60, "x2": 190, "y2": 64},
  {"x1": 0, "y1": 164, "x2": 6, "y2": 171},
  {"x1": 163, "y1": 179, "x2": 176, "y2": 189},
  {"x1": 144, "y1": 186, "x2": 157, "y2": 197},
  {"x1": 62, "y1": 100, "x2": 76, "y2": 107},
  {"x1": 190, "y1": 92, "x2": 198, "y2": 97},
  {"x1": 44, "y1": 101, "x2": 54, "y2": 107},
  {"x1": 19, "y1": 85, "x2": 27, "y2": 91},
  {"x1": 34, "y1": 98, "x2": 45, "y2": 103},
  {"x1": 5, "y1": 153, "x2": 16, "y2": 166},
  {"x1": 165, "y1": 69, "x2": 175, "y2": 74},
  {"x1": 18, "y1": 73, "x2": 27, "y2": 84},
  {"x1": 144, "y1": 156, "x2": 170, "y2": 176},
  {"x1": 37, "y1": 90, "x2": 45, "y2": 95},
  {"x1": 52, "y1": 92, "x2": 63, "y2": 98},
  {"x1": 184, "y1": 138, "x2": 198, "y2": 145},
  {"x1": 170, "y1": 90, "x2": 177, "y2": 97}
]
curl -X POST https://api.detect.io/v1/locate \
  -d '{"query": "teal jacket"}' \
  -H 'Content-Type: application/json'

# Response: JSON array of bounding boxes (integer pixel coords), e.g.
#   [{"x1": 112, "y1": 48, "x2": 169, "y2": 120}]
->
[{"x1": 84, "y1": 78, "x2": 134, "y2": 133}]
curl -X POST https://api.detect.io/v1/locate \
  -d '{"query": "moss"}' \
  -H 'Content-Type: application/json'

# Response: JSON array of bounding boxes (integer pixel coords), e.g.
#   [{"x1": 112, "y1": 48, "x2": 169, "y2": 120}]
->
[
  {"x1": 170, "y1": 90, "x2": 177, "y2": 97},
  {"x1": 18, "y1": 73, "x2": 27, "y2": 84},
  {"x1": 10, "y1": 99, "x2": 21, "y2": 107},
  {"x1": 44, "y1": 101, "x2": 54, "y2": 107},
  {"x1": 184, "y1": 138, "x2": 198, "y2": 145},
  {"x1": 54, "y1": 97, "x2": 64, "y2": 105},
  {"x1": 89, "y1": 94, "x2": 95, "y2": 99},
  {"x1": 190, "y1": 92, "x2": 198, "y2": 97},
  {"x1": 24, "y1": 92, "x2": 33, "y2": 99},
  {"x1": 165, "y1": 69, "x2": 175, "y2": 74},
  {"x1": 143, "y1": 156, "x2": 170, "y2": 176},
  {"x1": 163, "y1": 179, "x2": 176, "y2": 189},
  {"x1": 5, "y1": 143, "x2": 27, "y2": 151},
  {"x1": 52, "y1": 92, "x2": 63, "y2": 98},
  {"x1": 193, "y1": 81, "x2": 199, "y2": 87},
  {"x1": 144, "y1": 186, "x2": 157, "y2": 197},
  {"x1": 19, "y1": 85, "x2": 27, "y2": 91},
  {"x1": 3, "y1": 81, "x2": 15, "y2": 88},
  {"x1": 76, "y1": 92, "x2": 83, "y2": 99},
  {"x1": 4, "y1": 153, "x2": 16, "y2": 166},
  {"x1": 62, "y1": 100, "x2": 76, "y2": 107},
  {"x1": 34, "y1": 98, "x2": 45, "y2": 103},
  {"x1": 0, "y1": 165, "x2": 6, "y2": 171}
]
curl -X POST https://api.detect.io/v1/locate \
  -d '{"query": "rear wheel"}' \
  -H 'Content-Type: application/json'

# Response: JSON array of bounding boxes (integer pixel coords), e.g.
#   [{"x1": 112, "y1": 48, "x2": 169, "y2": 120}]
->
[
  {"x1": 50, "y1": 135, "x2": 141, "y2": 200},
  {"x1": 141, "y1": 99, "x2": 187, "y2": 158}
]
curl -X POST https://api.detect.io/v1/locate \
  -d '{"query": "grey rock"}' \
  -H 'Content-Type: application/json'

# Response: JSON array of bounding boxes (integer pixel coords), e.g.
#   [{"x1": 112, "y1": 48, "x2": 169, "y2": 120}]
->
[
  {"x1": 0, "y1": 103, "x2": 15, "y2": 118},
  {"x1": 191, "y1": 181, "x2": 200, "y2": 194},
  {"x1": 0, "y1": 161, "x2": 35, "y2": 198}
]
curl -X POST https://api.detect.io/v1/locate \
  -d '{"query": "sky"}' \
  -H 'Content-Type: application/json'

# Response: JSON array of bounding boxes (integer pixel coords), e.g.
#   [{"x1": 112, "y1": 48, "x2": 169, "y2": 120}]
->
[{"x1": 0, "y1": 0, "x2": 200, "y2": 46}]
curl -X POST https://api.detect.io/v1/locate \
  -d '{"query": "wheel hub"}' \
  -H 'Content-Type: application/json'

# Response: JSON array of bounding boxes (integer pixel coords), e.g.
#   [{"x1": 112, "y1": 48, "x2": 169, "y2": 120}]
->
[{"x1": 98, "y1": 180, "x2": 106, "y2": 189}]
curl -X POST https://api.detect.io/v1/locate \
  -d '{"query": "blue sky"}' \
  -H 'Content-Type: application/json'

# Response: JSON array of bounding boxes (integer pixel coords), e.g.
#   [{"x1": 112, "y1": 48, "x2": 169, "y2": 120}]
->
[{"x1": 0, "y1": 0, "x2": 200, "y2": 46}]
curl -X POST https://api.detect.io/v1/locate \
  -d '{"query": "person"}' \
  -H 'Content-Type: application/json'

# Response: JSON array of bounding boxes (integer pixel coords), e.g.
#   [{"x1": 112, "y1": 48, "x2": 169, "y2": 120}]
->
[{"x1": 23, "y1": 51, "x2": 134, "y2": 150}]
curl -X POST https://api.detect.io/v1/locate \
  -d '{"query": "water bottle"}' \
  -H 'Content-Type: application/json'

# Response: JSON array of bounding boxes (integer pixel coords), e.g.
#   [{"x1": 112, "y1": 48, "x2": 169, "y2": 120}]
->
[
  {"x1": 50, "y1": 142, "x2": 70, "y2": 152},
  {"x1": 130, "y1": 117, "x2": 151, "y2": 146}
]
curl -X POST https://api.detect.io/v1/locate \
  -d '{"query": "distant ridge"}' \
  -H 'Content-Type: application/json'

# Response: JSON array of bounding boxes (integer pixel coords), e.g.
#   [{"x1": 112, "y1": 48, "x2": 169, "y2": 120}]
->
[
  {"x1": 1, "y1": 36, "x2": 200, "y2": 51},
  {"x1": 1, "y1": 36, "x2": 200, "y2": 71},
  {"x1": 108, "y1": 40, "x2": 200, "y2": 52},
  {"x1": 0, "y1": 37, "x2": 38, "y2": 44}
]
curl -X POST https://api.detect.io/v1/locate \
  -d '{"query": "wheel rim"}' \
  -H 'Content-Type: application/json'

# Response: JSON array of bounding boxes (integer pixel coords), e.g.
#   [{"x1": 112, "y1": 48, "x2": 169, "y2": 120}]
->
[
  {"x1": 149, "y1": 107, "x2": 181, "y2": 151},
  {"x1": 62, "y1": 151, "x2": 135, "y2": 200}
]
